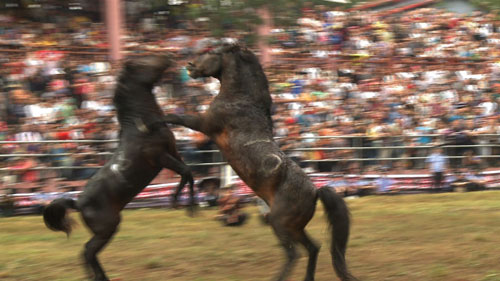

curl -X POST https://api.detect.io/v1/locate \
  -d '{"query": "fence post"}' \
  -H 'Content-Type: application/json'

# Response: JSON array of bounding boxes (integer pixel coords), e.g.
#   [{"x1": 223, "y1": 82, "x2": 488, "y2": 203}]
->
[
  {"x1": 221, "y1": 164, "x2": 234, "y2": 188},
  {"x1": 105, "y1": 0, "x2": 123, "y2": 61}
]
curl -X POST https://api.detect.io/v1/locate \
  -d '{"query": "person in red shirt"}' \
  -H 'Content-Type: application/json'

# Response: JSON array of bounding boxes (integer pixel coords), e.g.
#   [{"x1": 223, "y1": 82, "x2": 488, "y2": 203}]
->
[
  {"x1": 55, "y1": 129, "x2": 71, "y2": 140},
  {"x1": 0, "y1": 121, "x2": 7, "y2": 141},
  {"x1": 8, "y1": 156, "x2": 39, "y2": 183}
]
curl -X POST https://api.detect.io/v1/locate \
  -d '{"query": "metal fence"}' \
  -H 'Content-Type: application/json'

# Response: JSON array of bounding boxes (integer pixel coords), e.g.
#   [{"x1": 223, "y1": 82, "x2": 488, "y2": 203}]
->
[
  {"x1": 1, "y1": 134, "x2": 500, "y2": 171},
  {"x1": 2, "y1": 136, "x2": 500, "y2": 214}
]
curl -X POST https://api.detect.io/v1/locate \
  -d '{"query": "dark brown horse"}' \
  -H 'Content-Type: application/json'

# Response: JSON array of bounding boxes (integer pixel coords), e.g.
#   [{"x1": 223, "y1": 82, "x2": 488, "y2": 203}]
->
[
  {"x1": 165, "y1": 44, "x2": 356, "y2": 281},
  {"x1": 43, "y1": 55, "x2": 194, "y2": 281}
]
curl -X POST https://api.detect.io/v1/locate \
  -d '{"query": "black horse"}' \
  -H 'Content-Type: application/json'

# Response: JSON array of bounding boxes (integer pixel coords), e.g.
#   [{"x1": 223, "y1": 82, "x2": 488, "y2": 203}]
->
[
  {"x1": 43, "y1": 55, "x2": 194, "y2": 281},
  {"x1": 165, "y1": 44, "x2": 356, "y2": 281}
]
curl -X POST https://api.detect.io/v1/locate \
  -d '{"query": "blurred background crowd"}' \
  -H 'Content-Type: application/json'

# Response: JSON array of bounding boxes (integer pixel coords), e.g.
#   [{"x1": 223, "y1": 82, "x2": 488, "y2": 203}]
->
[{"x1": 1, "y1": 0, "x2": 500, "y2": 196}]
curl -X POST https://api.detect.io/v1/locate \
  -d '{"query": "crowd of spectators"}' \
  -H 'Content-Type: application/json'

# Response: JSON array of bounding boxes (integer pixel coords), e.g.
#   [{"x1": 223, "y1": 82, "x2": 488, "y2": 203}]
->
[
  {"x1": 2, "y1": 5, "x2": 500, "y2": 195},
  {"x1": 265, "y1": 7, "x2": 500, "y2": 174}
]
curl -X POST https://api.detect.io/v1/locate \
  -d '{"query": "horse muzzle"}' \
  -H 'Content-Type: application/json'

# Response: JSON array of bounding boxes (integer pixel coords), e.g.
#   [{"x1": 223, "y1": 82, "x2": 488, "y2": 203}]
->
[{"x1": 186, "y1": 64, "x2": 199, "y2": 79}]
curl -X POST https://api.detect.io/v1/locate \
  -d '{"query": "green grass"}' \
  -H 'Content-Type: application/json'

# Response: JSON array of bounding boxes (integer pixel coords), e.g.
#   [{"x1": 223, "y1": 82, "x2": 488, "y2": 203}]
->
[{"x1": 2, "y1": 191, "x2": 500, "y2": 280}]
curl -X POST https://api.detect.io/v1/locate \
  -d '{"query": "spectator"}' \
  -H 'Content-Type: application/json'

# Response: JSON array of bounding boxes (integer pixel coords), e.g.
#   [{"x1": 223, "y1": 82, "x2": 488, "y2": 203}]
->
[
  {"x1": 451, "y1": 168, "x2": 486, "y2": 192},
  {"x1": 326, "y1": 173, "x2": 349, "y2": 195},
  {"x1": 7, "y1": 155, "x2": 39, "y2": 183},
  {"x1": 462, "y1": 150, "x2": 482, "y2": 172},
  {"x1": 374, "y1": 169, "x2": 395, "y2": 193},
  {"x1": 426, "y1": 146, "x2": 448, "y2": 191},
  {"x1": 0, "y1": 190, "x2": 15, "y2": 217},
  {"x1": 216, "y1": 185, "x2": 249, "y2": 227}
]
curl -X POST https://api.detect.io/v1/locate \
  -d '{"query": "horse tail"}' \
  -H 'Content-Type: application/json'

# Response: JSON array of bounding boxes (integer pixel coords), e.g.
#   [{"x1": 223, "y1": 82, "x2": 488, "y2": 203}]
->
[
  {"x1": 317, "y1": 186, "x2": 357, "y2": 281},
  {"x1": 43, "y1": 198, "x2": 78, "y2": 237}
]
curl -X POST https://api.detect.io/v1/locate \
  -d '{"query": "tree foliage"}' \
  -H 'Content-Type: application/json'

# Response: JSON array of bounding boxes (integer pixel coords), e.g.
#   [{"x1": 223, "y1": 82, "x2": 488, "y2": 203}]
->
[
  {"x1": 180, "y1": 0, "x2": 348, "y2": 43},
  {"x1": 470, "y1": 0, "x2": 500, "y2": 18}
]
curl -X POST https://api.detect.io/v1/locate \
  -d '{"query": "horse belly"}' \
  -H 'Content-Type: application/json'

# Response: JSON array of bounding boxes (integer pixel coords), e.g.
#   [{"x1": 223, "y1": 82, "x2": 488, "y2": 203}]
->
[{"x1": 104, "y1": 163, "x2": 159, "y2": 202}]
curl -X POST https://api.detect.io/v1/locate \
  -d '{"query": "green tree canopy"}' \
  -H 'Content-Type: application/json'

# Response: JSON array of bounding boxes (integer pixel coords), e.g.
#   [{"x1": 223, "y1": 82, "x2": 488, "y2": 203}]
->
[{"x1": 181, "y1": 0, "x2": 350, "y2": 43}]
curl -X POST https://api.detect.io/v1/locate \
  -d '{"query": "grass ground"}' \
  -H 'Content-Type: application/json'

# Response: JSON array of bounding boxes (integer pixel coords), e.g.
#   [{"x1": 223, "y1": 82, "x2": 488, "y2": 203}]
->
[{"x1": 2, "y1": 191, "x2": 500, "y2": 281}]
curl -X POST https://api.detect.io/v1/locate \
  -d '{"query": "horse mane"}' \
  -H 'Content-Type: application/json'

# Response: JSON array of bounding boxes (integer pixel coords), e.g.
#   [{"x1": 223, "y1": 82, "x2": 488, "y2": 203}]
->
[
  {"x1": 113, "y1": 56, "x2": 158, "y2": 111},
  {"x1": 112, "y1": 59, "x2": 164, "y2": 129},
  {"x1": 217, "y1": 44, "x2": 272, "y2": 118},
  {"x1": 113, "y1": 80, "x2": 129, "y2": 112},
  {"x1": 113, "y1": 68, "x2": 136, "y2": 115}
]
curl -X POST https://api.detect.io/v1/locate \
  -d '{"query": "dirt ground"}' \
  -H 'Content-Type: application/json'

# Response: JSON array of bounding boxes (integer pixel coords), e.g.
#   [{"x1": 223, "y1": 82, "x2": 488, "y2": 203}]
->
[{"x1": 1, "y1": 191, "x2": 500, "y2": 281}]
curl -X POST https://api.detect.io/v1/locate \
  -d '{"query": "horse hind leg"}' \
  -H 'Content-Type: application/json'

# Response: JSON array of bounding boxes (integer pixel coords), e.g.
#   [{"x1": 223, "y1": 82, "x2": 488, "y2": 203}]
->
[
  {"x1": 269, "y1": 194, "x2": 318, "y2": 281},
  {"x1": 296, "y1": 230, "x2": 320, "y2": 281},
  {"x1": 81, "y1": 208, "x2": 120, "y2": 281},
  {"x1": 84, "y1": 235, "x2": 115, "y2": 281},
  {"x1": 269, "y1": 216, "x2": 300, "y2": 281},
  {"x1": 271, "y1": 224, "x2": 320, "y2": 281}
]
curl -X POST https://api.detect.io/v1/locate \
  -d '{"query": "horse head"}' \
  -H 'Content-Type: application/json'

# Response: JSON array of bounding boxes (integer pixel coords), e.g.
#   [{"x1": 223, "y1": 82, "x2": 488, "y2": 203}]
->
[
  {"x1": 114, "y1": 54, "x2": 174, "y2": 126},
  {"x1": 188, "y1": 42, "x2": 271, "y2": 114},
  {"x1": 187, "y1": 43, "x2": 247, "y2": 79},
  {"x1": 120, "y1": 54, "x2": 175, "y2": 87}
]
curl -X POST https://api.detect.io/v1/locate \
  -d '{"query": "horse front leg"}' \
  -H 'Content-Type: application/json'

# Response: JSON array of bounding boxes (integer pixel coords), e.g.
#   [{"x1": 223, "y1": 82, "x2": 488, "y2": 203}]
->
[{"x1": 164, "y1": 114, "x2": 204, "y2": 133}]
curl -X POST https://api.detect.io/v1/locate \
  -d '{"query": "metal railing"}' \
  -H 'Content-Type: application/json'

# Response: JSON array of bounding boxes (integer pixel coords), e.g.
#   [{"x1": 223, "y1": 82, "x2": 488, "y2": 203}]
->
[{"x1": 1, "y1": 135, "x2": 499, "y2": 171}]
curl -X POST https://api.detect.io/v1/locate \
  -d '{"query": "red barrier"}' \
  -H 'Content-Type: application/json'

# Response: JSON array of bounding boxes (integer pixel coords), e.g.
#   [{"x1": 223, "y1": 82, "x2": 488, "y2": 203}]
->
[{"x1": 11, "y1": 170, "x2": 500, "y2": 209}]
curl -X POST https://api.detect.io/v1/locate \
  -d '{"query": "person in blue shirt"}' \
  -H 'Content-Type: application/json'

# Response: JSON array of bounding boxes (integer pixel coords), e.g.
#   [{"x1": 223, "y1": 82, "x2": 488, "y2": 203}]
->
[
  {"x1": 426, "y1": 146, "x2": 448, "y2": 191},
  {"x1": 415, "y1": 123, "x2": 433, "y2": 145},
  {"x1": 464, "y1": 169, "x2": 486, "y2": 191},
  {"x1": 290, "y1": 78, "x2": 304, "y2": 96},
  {"x1": 326, "y1": 174, "x2": 348, "y2": 195},
  {"x1": 375, "y1": 170, "x2": 395, "y2": 193}
]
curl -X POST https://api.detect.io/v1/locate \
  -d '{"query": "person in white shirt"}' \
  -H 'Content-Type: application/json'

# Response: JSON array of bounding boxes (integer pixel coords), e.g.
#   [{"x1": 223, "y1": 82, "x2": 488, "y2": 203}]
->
[
  {"x1": 478, "y1": 96, "x2": 497, "y2": 116},
  {"x1": 15, "y1": 123, "x2": 42, "y2": 142}
]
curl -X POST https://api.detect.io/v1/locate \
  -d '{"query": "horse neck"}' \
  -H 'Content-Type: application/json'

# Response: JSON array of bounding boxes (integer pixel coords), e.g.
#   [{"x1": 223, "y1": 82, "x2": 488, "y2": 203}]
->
[
  {"x1": 218, "y1": 62, "x2": 274, "y2": 132},
  {"x1": 114, "y1": 83, "x2": 163, "y2": 130},
  {"x1": 218, "y1": 63, "x2": 272, "y2": 111}
]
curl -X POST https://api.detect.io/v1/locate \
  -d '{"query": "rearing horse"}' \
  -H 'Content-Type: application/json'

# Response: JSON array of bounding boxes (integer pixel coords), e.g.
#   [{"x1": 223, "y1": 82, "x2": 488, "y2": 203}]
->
[
  {"x1": 43, "y1": 55, "x2": 195, "y2": 281},
  {"x1": 165, "y1": 44, "x2": 356, "y2": 281}
]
